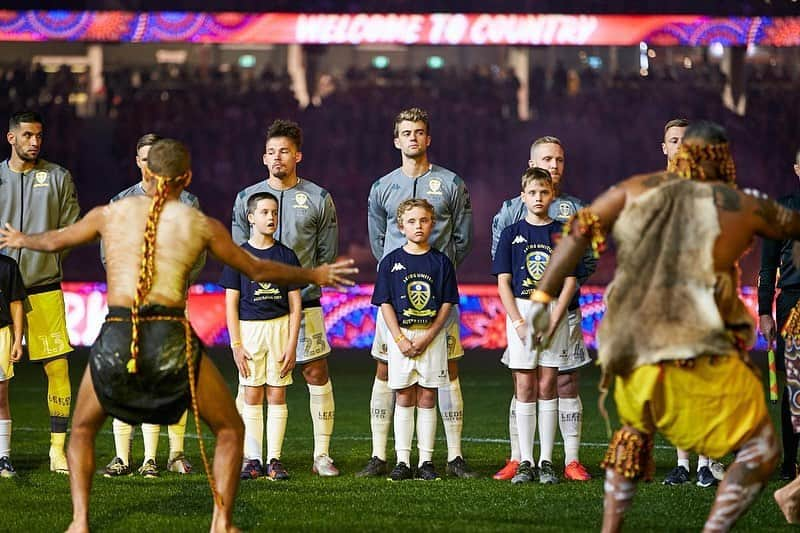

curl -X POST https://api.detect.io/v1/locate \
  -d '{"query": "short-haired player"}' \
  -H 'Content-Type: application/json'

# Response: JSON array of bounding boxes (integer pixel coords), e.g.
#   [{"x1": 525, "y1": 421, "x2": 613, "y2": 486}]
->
[
  {"x1": 221, "y1": 192, "x2": 303, "y2": 481},
  {"x1": 372, "y1": 199, "x2": 459, "y2": 481}
]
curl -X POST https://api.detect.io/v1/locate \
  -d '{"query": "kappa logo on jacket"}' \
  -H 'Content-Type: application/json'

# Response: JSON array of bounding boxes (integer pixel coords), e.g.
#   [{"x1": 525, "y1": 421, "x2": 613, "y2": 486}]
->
[
  {"x1": 390, "y1": 262, "x2": 406, "y2": 273},
  {"x1": 511, "y1": 235, "x2": 527, "y2": 245}
]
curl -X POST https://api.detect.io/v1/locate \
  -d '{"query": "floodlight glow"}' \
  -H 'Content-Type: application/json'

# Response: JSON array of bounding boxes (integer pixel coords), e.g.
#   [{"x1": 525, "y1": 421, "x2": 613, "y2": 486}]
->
[
  {"x1": 426, "y1": 55, "x2": 444, "y2": 69},
  {"x1": 238, "y1": 54, "x2": 256, "y2": 68}
]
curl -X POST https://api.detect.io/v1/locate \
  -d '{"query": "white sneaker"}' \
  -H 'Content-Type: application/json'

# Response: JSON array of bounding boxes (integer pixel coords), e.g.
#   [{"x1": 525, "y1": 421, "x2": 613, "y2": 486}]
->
[
  {"x1": 709, "y1": 461, "x2": 725, "y2": 481},
  {"x1": 312, "y1": 454, "x2": 339, "y2": 477},
  {"x1": 49, "y1": 448, "x2": 69, "y2": 475}
]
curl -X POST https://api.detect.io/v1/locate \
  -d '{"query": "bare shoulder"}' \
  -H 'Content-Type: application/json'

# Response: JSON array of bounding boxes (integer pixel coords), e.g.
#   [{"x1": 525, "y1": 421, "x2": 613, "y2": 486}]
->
[
  {"x1": 84, "y1": 204, "x2": 111, "y2": 227},
  {"x1": 203, "y1": 214, "x2": 226, "y2": 233},
  {"x1": 202, "y1": 215, "x2": 232, "y2": 244},
  {"x1": 705, "y1": 182, "x2": 745, "y2": 212},
  {"x1": 626, "y1": 171, "x2": 675, "y2": 191},
  {"x1": 597, "y1": 171, "x2": 672, "y2": 204}
]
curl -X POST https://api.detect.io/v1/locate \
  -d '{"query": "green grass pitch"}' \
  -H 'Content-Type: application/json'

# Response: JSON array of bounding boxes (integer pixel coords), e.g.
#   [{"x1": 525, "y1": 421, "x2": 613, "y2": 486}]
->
[{"x1": 2, "y1": 349, "x2": 794, "y2": 531}]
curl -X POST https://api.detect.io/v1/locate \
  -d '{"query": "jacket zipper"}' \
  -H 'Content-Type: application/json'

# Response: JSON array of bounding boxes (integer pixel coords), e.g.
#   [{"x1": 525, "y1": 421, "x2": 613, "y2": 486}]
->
[
  {"x1": 17, "y1": 170, "x2": 23, "y2": 264},
  {"x1": 278, "y1": 189, "x2": 284, "y2": 243}
]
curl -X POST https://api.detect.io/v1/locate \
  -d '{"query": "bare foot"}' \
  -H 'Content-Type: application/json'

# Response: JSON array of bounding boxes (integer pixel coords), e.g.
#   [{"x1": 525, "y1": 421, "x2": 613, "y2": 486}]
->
[
  {"x1": 775, "y1": 480, "x2": 800, "y2": 523},
  {"x1": 65, "y1": 520, "x2": 89, "y2": 533},
  {"x1": 209, "y1": 522, "x2": 239, "y2": 533},
  {"x1": 210, "y1": 514, "x2": 240, "y2": 533}
]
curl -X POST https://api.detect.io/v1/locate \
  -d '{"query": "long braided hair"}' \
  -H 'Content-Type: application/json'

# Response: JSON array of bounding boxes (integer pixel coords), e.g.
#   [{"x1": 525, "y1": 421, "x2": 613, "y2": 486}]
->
[
  {"x1": 127, "y1": 140, "x2": 191, "y2": 373},
  {"x1": 125, "y1": 140, "x2": 223, "y2": 505}
]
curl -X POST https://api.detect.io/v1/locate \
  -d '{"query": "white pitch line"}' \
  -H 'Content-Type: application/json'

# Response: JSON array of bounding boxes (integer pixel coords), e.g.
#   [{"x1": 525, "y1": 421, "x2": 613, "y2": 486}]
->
[{"x1": 11, "y1": 426, "x2": 674, "y2": 449}]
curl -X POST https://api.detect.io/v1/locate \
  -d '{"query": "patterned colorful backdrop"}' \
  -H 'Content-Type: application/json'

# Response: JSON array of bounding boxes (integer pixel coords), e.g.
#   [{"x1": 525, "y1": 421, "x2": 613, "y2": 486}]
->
[
  {"x1": 62, "y1": 282, "x2": 769, "y2": 351},
  {"x1": 0, "y1": 11, "x2": 797, "y2": 46}
]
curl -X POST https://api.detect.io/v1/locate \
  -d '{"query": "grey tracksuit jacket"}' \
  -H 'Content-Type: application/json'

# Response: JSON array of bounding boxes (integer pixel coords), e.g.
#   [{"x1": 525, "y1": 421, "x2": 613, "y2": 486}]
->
[
  {"x1": 231, "y1": 178, "x2": 338, "y2": 305},
  {"x1": 0, "y1": 159, "x2": 79, "y2": 289}
]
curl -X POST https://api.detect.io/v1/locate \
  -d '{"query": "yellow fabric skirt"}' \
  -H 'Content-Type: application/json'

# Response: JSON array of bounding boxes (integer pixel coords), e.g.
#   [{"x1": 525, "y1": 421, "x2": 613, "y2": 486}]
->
[{"x1": 614, "y1": 354, "x2": 769, "y2": 459}]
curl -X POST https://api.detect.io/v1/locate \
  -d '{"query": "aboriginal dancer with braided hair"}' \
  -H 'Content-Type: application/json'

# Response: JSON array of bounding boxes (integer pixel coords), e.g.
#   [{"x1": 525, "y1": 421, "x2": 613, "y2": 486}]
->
[
  {"x1": 528, "y1": 121, "x2": 800, "y2": 533},
  {"x1": 0, "y1": 138, "x2": 357, "y2": 533}
]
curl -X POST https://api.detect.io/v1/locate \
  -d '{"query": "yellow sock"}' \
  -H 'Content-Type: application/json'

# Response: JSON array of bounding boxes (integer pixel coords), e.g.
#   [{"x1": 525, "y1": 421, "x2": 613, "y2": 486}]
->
[
  {"x1": 50, "y1": 431, "x2": 66, "y2": 452},
  {"x1": 168, "y1": 411, "x2": 188, "y2": 459},
  {"x1": 44, "y1": 358, "x2": 71, "y2": 426}
]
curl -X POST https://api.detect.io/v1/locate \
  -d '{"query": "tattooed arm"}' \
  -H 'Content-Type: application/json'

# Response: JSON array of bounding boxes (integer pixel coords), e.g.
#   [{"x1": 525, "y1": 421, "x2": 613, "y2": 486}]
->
[
  {"x1": 737, "y1": 189, "x2": 800, "y2": 242},
  {"x1": 536, "y1": 182, "x2": 628, "y2": 298}
]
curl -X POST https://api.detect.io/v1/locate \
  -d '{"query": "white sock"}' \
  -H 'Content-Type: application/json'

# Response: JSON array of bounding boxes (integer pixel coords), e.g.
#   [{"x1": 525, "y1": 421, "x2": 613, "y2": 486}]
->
[
  {"x1": 698, "y1": 455, "x2": 710, "y2": 471},
  {"x1": 242, "y1": 403, "x2": 264, "y2": 462},
  {"x1": 235, "y1": 384, "x2": 245, "y2": 417},
  {"x1": 678, "y1": 458, "x2": 690, "y2": 471},
  {"x1": 416, "y1": 406, "x2": 437, "y2": 466},
  {"x1": 509, "y1": 396, "x2": 520, "y2": 462},
  {"x1": 112, "y1": 418, "x2": 133, "y2": 465},
  {"x1": 515, "y1": 400, "x2": 537, "y2": 465},
  {"x1": 168, "y1": 411, "x2": 187, "y2": 460},
  {"x1": 558, "y1": 396, "x2": 582, "y2": 464},
  {"x1": 438, "y1": 377, "x2": 464, "y2": 461},
  {"x1": 0, "y1": 419, "x2": 10, "y2": 457},
  {"x1": 141, "y1": 423, "x2": 160, "y2": 462},
  {"x1": 369, "y1": 378, "x2": 394, "y2": 461},
  {"x1": 538, "y1": 398, "x2": 558, "y2": 464},
  {"x1": 394, "y1": 405, "x2": 414, "y2": 466},
  {"x1": 308, "y1": 380, "x2": 334, "y2": 458},
  {"x1": 267, "y1": 403, "x2": 288, "y2": 462}
]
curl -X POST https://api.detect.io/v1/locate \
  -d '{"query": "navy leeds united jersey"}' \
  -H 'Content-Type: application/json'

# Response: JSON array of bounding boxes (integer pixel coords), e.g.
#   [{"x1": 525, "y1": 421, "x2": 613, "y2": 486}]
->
[
  {"x1": 219, "y1": 242, "x2": 304, "y2": 320},
  {"x1": 372, "y1": 247, "x2": 459, "y2": 328},
  {"x1": 0, "y1": 255, "x2": 26, "y2": 328},
  {"x1": 492, "y1": 220, "x2": 580, "y2": 298}
]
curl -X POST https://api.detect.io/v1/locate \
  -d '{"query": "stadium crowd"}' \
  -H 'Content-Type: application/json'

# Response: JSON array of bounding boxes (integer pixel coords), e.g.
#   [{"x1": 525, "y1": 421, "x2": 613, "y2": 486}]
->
[{"x1": 0, "y1": 58, "x2": 797, "y2": 285}]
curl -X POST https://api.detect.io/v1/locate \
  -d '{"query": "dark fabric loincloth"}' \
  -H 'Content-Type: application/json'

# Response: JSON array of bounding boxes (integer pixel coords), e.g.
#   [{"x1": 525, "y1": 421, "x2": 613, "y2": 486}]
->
[{"x1": 90, "y1": 305, "x2": 203, "y2": 425}]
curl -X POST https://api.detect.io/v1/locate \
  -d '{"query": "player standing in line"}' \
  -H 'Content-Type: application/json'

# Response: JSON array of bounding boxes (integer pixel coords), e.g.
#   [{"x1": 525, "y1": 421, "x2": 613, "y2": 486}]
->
[
  {"x1": 758, "y1": 147, "x2": 800, "y2": 481},
  {"x1": 222, "y1": 192, "x2": 302, "y2": 481},
  {"x1": 361, "y1": 107, "x2": 476, "y2": 478},
  {"x1": 491, "y1": 137, "x2": 592, "y2": 482},
  {"x1": 493, "y1": 168, "x2": 580, "y2": 484},
  {"x1": 372, "y1": 199, "x2": 459, "y2": 481},
  {"x1": 232, "y1": 119, "x2": 340, "y2": 476},
  {"x1": 0, "y1": 110, "x2": 79, "y2": 474},
  {"x1": 0, "y1": 138, "x2": 357, "y2": 533},
  {"x1": 103, "y1": 133, "x2": 200, "y2": 478},
  {"x1": 0, "y1": 254, "x2": 26, "y2": 477}
]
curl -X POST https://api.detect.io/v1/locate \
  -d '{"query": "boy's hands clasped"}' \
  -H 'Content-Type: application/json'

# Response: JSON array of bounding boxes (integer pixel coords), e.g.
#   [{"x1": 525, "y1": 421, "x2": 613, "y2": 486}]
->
[{"x1": 397, "y1": 332, "x2": 434, "y2": 359}]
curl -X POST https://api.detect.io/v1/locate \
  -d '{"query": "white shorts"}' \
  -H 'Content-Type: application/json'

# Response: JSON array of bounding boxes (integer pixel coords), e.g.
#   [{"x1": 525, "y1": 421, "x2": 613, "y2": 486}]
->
[
  {"x1": 502, "y1": 298, "x2": 569, "y2": 370},
  {"x1": 562, "y1": 308, "x2": 591, "y2": 373},
  {"x1": 371, "y1": 306, "x2": 463, "y2": 362},
  {"x1": 296, "y1": 307, "x2": 331, "y2": 364},
  {"x1": 239, "y1": 316, "x2": 293, "y2": 388},
  {"x1": 388, "y1": 327, "x2": 449, "y2": 390},
  {"x1": 0, "y1": 326, "x2": 14, "y2": 381}
]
